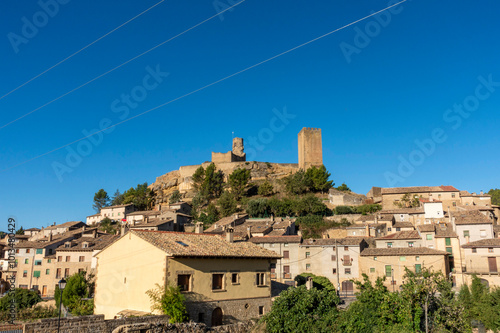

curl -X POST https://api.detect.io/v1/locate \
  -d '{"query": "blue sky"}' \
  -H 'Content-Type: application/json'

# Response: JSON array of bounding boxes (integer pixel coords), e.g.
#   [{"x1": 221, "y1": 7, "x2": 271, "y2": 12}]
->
[{"x1": 1, "y1": 0, "x2": 499, "y2": 229}]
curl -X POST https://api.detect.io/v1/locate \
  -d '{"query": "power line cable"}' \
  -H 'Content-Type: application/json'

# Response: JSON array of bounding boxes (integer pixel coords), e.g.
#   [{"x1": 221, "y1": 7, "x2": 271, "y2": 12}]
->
[
  {"x1": 0, "y1": 0, "x2": 406, "y2": 172},
  {"x1": 0, "y1": 0, "x2": 247, "y2": 130},
  {"x1": 0, "y1": 0, "x2": 165, "y2": 102}
]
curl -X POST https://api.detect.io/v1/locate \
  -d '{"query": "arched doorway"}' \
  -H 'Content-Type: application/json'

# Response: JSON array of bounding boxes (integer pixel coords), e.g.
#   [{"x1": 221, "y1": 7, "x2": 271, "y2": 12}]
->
[{"x1": 211, "y1": 307, "x2": 223, "y2": 326}]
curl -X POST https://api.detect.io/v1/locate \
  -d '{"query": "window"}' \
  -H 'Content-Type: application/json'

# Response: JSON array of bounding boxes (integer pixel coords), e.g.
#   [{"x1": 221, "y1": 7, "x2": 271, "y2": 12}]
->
[
  {"x1": 283, "y1": 251, "x2": 289, "y2": 259},
  {"x1": 445, "y1": 238, "x2": 451, "y2": 246},
  {"x1": 64, "y1": 243, "x2": 70, "y2": 248},
  {"x1": 438, "y1": 194, "x2": 441, "y2": 198},
  {"x1": 78, "y1": 268, "x2": 85, "y2": 274},
  {"x1": 332, "y1": 268, "x2": 337, "y2": 274},
  {"x1": 36, "y1": 249, "x2": 43, "y2": 254},
  {"x1": 415, "y1": 264, "x2": 422, "y2": 274},
  {"x1": 416, "y1": 256, "x2": 420, "y2": 261},
  {"x1": 480, "y1": 230, "x2": 487, "y2": 238},
  {"x1": 396, "y1": 228, "x2": 401, "y2": 232},
  {"x1": 45, "y1": 269, "x2": 50, "y2": 275},
  {"x1": 48, "y1": 249, "x2": 53, "y2": 255},
  {"x1": 452, "y1": 202, "x2": 456, "y2": 207},
  {"x1": 231, "y1": 273, "x2": 239, "y2": 284},
  {"x1": 305, "y1": 252, "x2": 310, "y2": 258},
  {"x1": 331, "y1": 255, "x2": 337, "y2": 261},
  {"x1": 284, "y1": 243, "x2": 288, "y2": 247},
  {"x1": 489, "y1": 248, "x2": 494, "y2": 253},
  {"x1": 446, "y1": 247, "x2": 453, "y2": 255},
  {"x1": 408, "y1": 242, "x2": 414, "y2": 248},
  {"x1": 79, "y1": 256, "x2": 85, "y2": 262},
  {"x1": 16, "y1": 249, "x2": 19, "y2": 254},
  {"x1": 464, "y1": 230, "x2": 470, "y2": 237},
  {"x1": 306, "y1": 263, "x2": 311, "y2": 270},
  {"x1": 452, "y1": 193, "x2": 456, "y2": 198},
  {"x1": 345, "y1": 268, "x2": 351, "y2": 275},
  {"x1": 400, "y1": 256, "x2": 406, "y2": 261},
  {"x1": 26, "y1": 249, "x2": 30, "y2": 253},
  {"x1": 56, "y1": 268, "x2": 61, "y2": 279},
  {"x1": 472, "y1": 248, "x2": 477, "y2": 253},
  {"x1": 66, "y1": 256, "x2": 71, "y2": 262},
  {"x1": 344, "y1": 246, "x2": 349, "y2": 251},
  {"x1": 33, "y1": 271, "x2": 40, "y2": 278},
  {"x1": 256, "y1": 273, "x2": 266, "y2": 286},
  {"x1": 47, "y1": 259, "x2": 51, "y2": 263},
  {"x1": 198, "y1": 313, "x2": 204, "y2": 323},
  {"x1": 385, "y1": 265, "x2": 392, "y2": 277},
  {"x1": 259, "y1": 306, "x2": 265, "y2": 316},
  {"x1": 387, "y1": 242, "x2": 393, "y2": 248},
  {"x1": 370, "y1": 267, "x2": 375, "y2": 273},
  {"x1": 82, "y1": 243, "x2": 88, "y2": 248},
  {"x1": 34, "y1": 260, "x2": 42, "y2": 266},
  {"x1": 24, "y1": 259, "x2": 29, "y2": 264},
  {"x1": 388, "y1": 227, "x2": 392, "y2": 232},
  {"x1": 23, "y1": 270, "x2": 27, "y2": 278},
  {"x1": 426, "y1": 234, "x2": 433, "y2": 240},
  {"x1": 178, "y1": 274, "x2": 191, "y2": 291},
  {"x1": 374, "y1": 256, "x2": 378, "y2": 261},
  {"x1": 64, "y1": 268, "x2": 70, "y2": 278},
  {"x1": 57, "y1": 256, "x2": 62, "y2": 262},
  {"x1": 212, "y1": 274, "x2": 224, "y2": 290}
]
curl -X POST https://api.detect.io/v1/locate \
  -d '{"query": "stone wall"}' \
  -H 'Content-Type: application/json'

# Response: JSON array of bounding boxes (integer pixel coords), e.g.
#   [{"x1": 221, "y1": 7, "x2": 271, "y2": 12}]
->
[{"x1": 22, "y1": 315, "x2": 256, "y2": 333}]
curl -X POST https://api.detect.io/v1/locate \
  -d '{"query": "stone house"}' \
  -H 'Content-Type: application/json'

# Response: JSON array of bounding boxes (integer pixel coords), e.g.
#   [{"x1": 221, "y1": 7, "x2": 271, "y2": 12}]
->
[
  {"x1": 128, "y1": 218, "x2": 174, "y2": 231},
  {"x1": 462, "y1": 238, "x2": 500, "y2": 287},
  {"x1": 30, "y1": 221, "x2": 87, "y2": 241},
  {"x1": 94, "y1": 230, "x2": 280, "y2": 326},
  {"x1": 359, "y1": 247, "x2": 449, "y2": 291},
  {"x1": 328, "y1": 189, "x2": 366, "y2": 206},
  {"x1": 368, "y1": 186, "x2": 460, "y2": 211},
  {"x1": 460, "y1": 190, "x2": 492, "y2": 207},
  {"x1": 375, "y1": 230, "x2": 422, "y2": 249},
  {"x1": 249, "y1": 235, "x2": 302, "y2": 286}
]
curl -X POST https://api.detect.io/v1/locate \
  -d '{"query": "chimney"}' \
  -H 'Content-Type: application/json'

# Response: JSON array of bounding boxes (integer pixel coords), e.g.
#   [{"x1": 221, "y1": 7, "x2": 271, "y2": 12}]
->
[
  {"x1": 120, "y1": 225, "x2": 126, "y2": 236},
  {"x1": 365, "y1": 224, "x2": 370, "y2": 237},
  {"x1": 226, "y1": 227, "x2": 234, "y2": 243},
  {"x1": 48, "y1": 232, "x2": 52, "y2": 242},
  {"x1": 374, "y1": 215, "x2": 378, "y2": 224},
  {"x1": 480, "y1": 190, "x2": 484, "y2": 195},
  {"x1": 271, "y1": 214, "x2": 274, "y2": 222},
  {"x1": 93, "y1": 229, "x2": 97, "y2": 238},
  {"x1": 195, "y1": 222, "x2": 204, "y2": 234},
  {"x1": 306, "y1": 277, "x2": 313, "y2": 290},
  {"x1": 247, "y1": 226, "x2": 252, "y2": 239}
]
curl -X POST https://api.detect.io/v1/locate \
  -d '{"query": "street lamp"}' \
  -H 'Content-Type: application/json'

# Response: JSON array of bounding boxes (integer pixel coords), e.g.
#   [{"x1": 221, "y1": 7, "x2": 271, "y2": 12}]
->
[{"x1": 57, "y1": 278, "x2": 67, "y2": 333}]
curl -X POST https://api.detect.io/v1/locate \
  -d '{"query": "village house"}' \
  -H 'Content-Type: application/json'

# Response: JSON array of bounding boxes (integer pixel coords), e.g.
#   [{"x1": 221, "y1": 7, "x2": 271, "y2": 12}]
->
[
  {"x1": 359, "y1": 247, "x2": 450, "y2": 291},
  {"x1": 29, "y1": 221, "x2": 86, "y2": 241},
  {"x1": 128, "y1": 218, "x2": 174, "y2": 231},
  {"x1": 94, "y1": 230, "x2": 280, "y2": 326},
  {"x1": 375, "y1": 230, "x2": 422, "y2": 249},
  {"x1": 86, "y1": 204, "x2": 136, "y2": 225},
  {"x1": 462, "y1": 238, "x2": 500, "y2": 287}
]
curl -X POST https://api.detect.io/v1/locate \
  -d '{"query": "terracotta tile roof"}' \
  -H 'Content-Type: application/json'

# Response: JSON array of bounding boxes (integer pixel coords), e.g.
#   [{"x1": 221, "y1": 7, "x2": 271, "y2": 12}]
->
[
  {"x1": 249, "y1": 235, "x2": 302, "y2": 244},
  {"x1": 101, "y1": 204, "x2": 134, "y2": 209},
  {"x1": 204, "y1": 214, "x2": 248, "y2": 232},
  {"x1": 393, "y1": 222, "x2": 414, "y2": 229},
  {"x1": 462, "y1": 238, "x2": 500, "y2": 248},
  {"x1": 380, "y1": 208, "x2": 425, "y2": 214},
  {"x1": 434, "y1": 223, "x2": 457, "y2": 238},
  {"x1": 25, "y1": 228, "x2": 41, "y2": 231},
  {"x1": 356, "y1": 215, "x2": 376, "y2": 222},
  {"x1": 87, "y1": 213, "x2": 101, "y2": 218},
  {"x1": 301, "y1": 237, "x2": 366, "y2": 246},
  {"x1": 56, "y1": 235, "x2": 118, "y2": 252},
  {"x1": 265, "y1": 230, "x2": 287, "y2": 237},
  {"x1": 126, "y1": 210, "x2": 161, "y2": 216},
  {"x1": 381, "y1": 186, "x2": 459, "y2": 195},
  {"x1": 46, "y1": 221, "x2": 85, "y2": 230},
  {"x1": 417, "y1": 224, "x2": 436, "y2": 232},
  {"x1": 456, "y1": 205, "x2": 494, "y2": 211},
  {"x1": 453, "y1": 210, "x2": 493, "y2": 225},
  {"x1": 131, "y1": 230, "x2": 281, "y2": 258},
  {"x1": 376, "y1": 230, "x2": 421, "y2": 240},
  {"x1": 130, "y1": 218, "x2": 174, "y2": 228},
  {"x1": 361, "y1": 247, "x2": 449, "y2": 256}
]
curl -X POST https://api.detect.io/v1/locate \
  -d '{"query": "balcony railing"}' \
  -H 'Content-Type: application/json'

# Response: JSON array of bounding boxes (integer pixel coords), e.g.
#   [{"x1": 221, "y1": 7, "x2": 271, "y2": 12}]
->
[
  {"x1": 463, "y1": 268, "x2": 499, "y2": 275},
  {"x1": 283, "y1": 273, "x2": 292, "y2": 279},
  {"x1": 342, "y1": 261, "x2": 352, "y2": 266}
]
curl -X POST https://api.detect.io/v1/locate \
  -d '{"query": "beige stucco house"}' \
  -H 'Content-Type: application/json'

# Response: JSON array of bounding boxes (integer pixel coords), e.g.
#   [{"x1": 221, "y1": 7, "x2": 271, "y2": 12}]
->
[{"x1": 94, "y1": 230, "x2": 280, "y2": 326}]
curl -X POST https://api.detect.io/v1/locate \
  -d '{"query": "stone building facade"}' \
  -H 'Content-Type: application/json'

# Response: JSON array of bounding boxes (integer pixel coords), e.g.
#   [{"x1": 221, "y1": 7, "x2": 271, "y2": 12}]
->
[{"x1": 298, "y1": 127, "x2": 323, "y2": 169}]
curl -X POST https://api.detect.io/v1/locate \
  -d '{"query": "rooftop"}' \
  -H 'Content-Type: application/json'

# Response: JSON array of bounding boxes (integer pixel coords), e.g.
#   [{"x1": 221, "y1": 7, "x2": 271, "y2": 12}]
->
[
  {"x1": 376, "y1": 230, "x2": 421, "y2": 240},
  {"x1": 381, "y1": 185, "x2": 459, "y2": 195},
  {"x1": 462, "y1": 238, "x2": 500, "y2": 248},
  {"x1": 361, "y1": 247, "x2": 449, "y2": 256},
  {"x1": 301, "y1": 237, "x2": 366, "y2": 246},
  {"x1": 131, "y1": 230, "x2": 281, "y2": 259},
  {"x1": 249, "y1": 235, "x2": 302, "y2": 244},
  {"x1": 453, "y1": 210, "x2": 493, "y2": 225},
  {"x1": 392, "y1": 222, "x2": 415, "y2": 229}
]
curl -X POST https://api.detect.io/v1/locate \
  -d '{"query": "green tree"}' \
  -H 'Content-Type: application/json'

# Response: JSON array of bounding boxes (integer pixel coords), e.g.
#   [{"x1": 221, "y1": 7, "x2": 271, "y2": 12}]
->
[
  {"x1": 0, "y1": 288, "x2": 42, "y2": 311},
  {"x1": 55, "y1": 272, "x2": 94, "y2": 316},
  {"x1": 198, "y1": 203, "x2": 219, "y2": 227},
  {"x1": 335, "y1": 206, "x2": 354, "y2": 215},
  {"x1": 337, "y1": 183, "x2": 351, "y2": 192},
  {"x1": 295, "y1": 273, "x2": 334, "y2": 291},
  {"x1": 99, "y1": 217, "x2": 117, "y2": 234},
  {"x1": 305, "y1": 165, "x2": 334, "y2": 193},
  {"x1": 111, "y1": 189, "x2": 124, "y2": 206},
  {"x1": 191, "y1": 166, "x2": 206, "y2": 192},
  {"x1": 394, "y1": 193, "x2": 421, "y2": 208},
  {"x1": 15, "y1": 226, "x2": 25, "y2": 235},
  {"x1": 488, "y1": 188, "x2": 500, "y2": 206},
  {"x1": 122, "y1": 182, "x2": 155, "y2": 210},
  {"x1": 263, "y1": 285, "x2": 339, "y2": 333},
  {"x1": 283, "y1": 170, "x2": 310, "y2": 195},
  {"x1": 93, "y1": 189, "x2": 110, "y2": 212},
  {"x1": 218, "y1": 191, "x2": 237, "y2": 217},
  {"x1": 169, "y1": 190, "x2": 182, "y2": 204},
  {"x1": 258, "y1": 180, "x2": 274, "y2": 196},
  {"x1": 146, "y1": 283, "x2": 188, "y2": 323},
  {"x1": 294, "y1": 194, "x2": 329, "y2": 216},
  {"x1": 246, "y1": 198, "x2": 270, "y2": 217},
  {"x1": 228, "y1": 168, "x2": 251, "y2": 200}
]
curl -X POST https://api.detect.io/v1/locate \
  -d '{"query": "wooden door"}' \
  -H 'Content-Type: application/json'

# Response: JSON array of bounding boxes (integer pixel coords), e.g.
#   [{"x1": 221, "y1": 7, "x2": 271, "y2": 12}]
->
[
  {"x1": 42, "y1": 285, "x2": 47, "y2": 297},
  {"x1": 211, "y1": 307, "x2": 223, "y2": 327},
  {"x1": 488, "y1": 257, "x2": 498, "y2": 273}
]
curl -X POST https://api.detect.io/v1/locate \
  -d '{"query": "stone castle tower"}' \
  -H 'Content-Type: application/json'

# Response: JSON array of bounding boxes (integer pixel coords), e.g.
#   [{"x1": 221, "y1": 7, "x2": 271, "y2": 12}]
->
[
  {"x1": 211, "y1": 137, "x2": 246, "y2": 163},
  {"x1": 298, "y1": 127, "x2": 323, "y2": 169}
]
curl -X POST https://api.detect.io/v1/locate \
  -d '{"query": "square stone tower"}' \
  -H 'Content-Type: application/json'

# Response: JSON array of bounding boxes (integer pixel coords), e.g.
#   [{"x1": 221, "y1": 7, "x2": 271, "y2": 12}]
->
[{"x1": 298, "y1": 128, "x2": 323, "y2": 169}]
